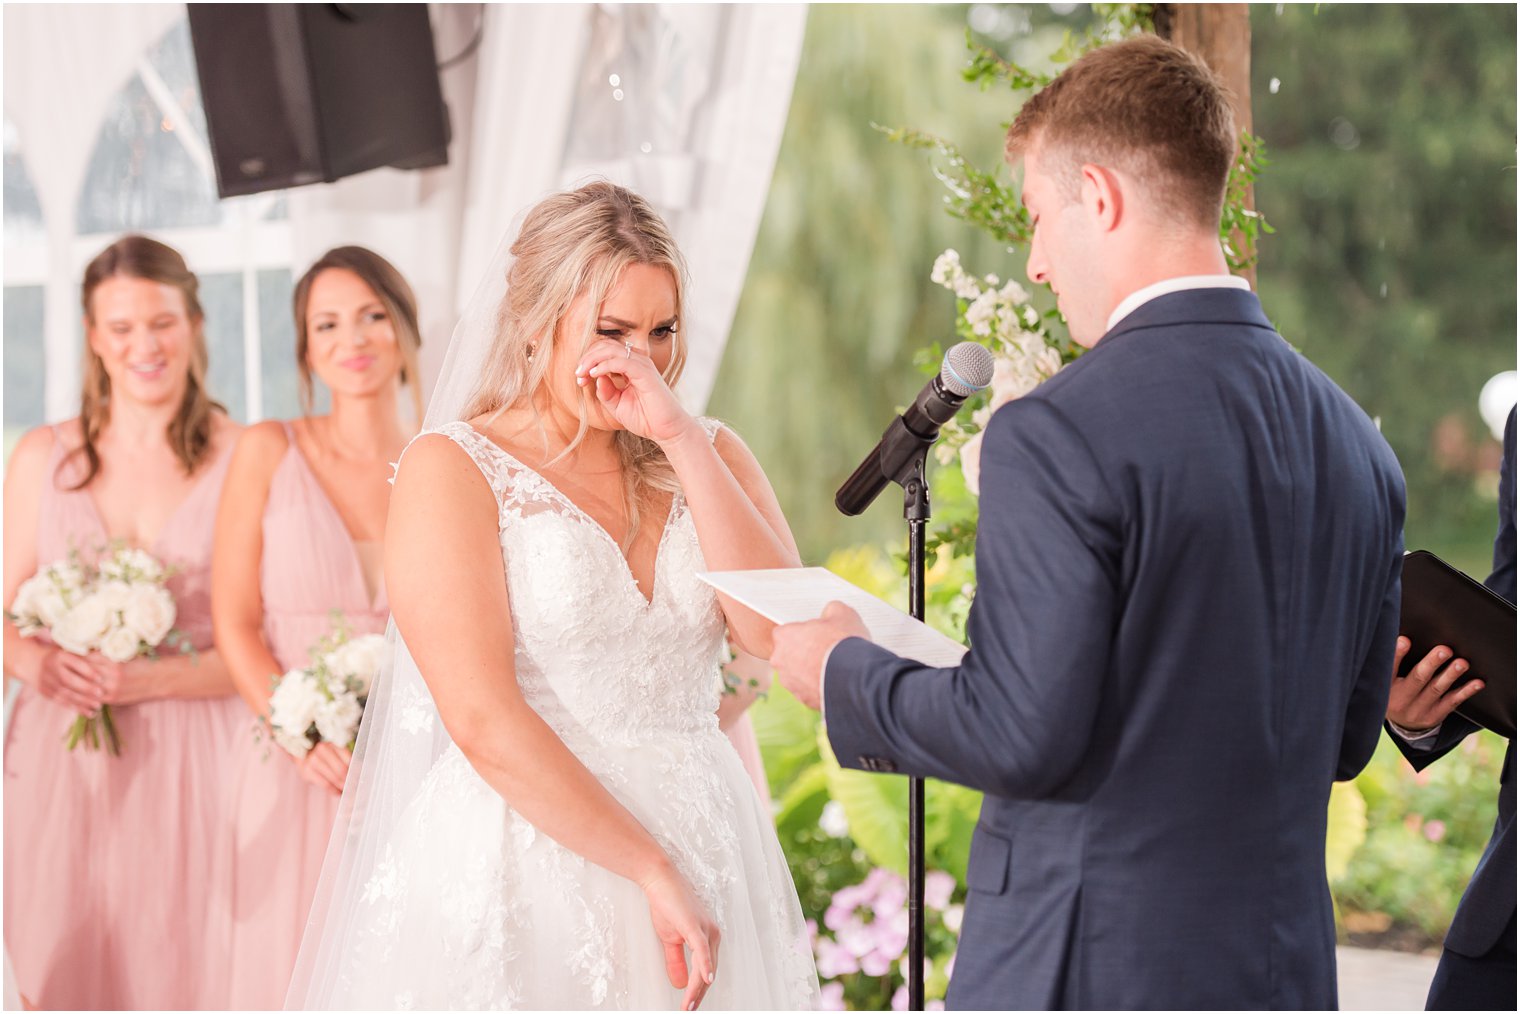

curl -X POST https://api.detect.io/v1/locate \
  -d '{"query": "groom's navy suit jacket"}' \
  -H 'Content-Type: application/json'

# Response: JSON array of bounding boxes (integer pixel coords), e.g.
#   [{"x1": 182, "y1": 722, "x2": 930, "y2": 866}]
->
[{"x1": 824, "y1": 289, "x2": 1406, "y2": 1010}]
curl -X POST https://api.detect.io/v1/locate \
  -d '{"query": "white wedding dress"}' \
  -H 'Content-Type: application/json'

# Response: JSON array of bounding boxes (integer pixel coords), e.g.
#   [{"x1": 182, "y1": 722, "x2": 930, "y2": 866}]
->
[{"x1": 295, "y1": 418, "x2": 819, "y2": 1010}]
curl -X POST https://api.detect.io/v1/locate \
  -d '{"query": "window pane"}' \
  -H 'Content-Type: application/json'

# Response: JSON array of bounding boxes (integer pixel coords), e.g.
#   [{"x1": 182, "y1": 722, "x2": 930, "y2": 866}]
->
[
  {"x1": 3, "y1": 286, "x2": 45, "y2": 456},
  {"x1": 200, "y1": 272, "x2": 246, "y2": 421},
  {"x1": 258, "y1": 268, "x2": 323, "y2": 418},
  {"x1": 75, "y1": 19, "x2": 223, "y2": 234},
  {"x1": 3, "y1": 120, "x2": 44, "y2": 246}
]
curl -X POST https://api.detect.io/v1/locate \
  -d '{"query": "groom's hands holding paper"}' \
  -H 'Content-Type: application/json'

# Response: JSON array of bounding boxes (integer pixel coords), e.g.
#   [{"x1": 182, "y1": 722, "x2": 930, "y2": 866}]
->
[{"x1": 772, "y1": 602, "x2": 870, "y2": 709}]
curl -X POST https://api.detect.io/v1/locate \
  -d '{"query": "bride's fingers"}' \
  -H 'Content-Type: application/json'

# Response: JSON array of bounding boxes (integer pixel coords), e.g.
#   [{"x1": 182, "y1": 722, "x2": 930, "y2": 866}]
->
[
  {"x1": 594, "y1": 373, "x2": 624, "y2": 403},
  {"x1": 682, "y1": 928, "x2": 716, "y2": 1010},
  {"x1": 662, "y1": 937, "x2": 689, "y2": 990},
  {"x1": 575, "y1": 338, "x2": 645, "y2": 376},
  {"x1": 576, "y1": 343, "x2": 668, "y2": 392}
]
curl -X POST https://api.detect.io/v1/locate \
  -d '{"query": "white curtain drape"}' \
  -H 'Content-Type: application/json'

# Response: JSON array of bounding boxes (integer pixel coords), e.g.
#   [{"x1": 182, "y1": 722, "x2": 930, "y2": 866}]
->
[{"x1": 3, "y1": 3, "x2": 184, "y2": 419}]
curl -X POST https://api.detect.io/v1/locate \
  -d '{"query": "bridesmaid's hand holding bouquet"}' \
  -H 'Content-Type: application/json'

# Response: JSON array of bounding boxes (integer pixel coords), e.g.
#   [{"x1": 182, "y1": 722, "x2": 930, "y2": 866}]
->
[
  {"x1": 265, "y1": 616, "x2": 383, "y2": 786},
  {"x1": 7, "y1": 545, "x2": 190, "y2": 755}
]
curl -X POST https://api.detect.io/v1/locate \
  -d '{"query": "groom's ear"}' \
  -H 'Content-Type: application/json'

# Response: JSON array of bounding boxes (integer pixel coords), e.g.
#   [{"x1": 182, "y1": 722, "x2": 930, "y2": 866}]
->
[{"x1": 1078, "y1": 163, "x2": 1124, "y2": 233}]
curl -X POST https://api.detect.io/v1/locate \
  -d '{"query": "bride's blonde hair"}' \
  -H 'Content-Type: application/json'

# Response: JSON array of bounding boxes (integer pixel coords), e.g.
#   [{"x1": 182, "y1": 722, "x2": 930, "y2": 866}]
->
[{"x1": 463, "y1": 181, "x2": 691, "y2": 547}]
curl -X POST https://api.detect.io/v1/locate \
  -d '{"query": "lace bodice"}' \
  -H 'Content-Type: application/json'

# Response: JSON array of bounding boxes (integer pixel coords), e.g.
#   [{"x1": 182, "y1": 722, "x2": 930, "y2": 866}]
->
[{"x1": 425, "y1": 419, "x2": 728, "y2": 751}]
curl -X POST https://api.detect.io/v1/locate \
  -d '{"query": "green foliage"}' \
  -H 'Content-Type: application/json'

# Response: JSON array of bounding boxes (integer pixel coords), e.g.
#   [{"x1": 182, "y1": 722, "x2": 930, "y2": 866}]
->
[
  {"x1": 712, "y1": 3, "x2": 1094, "y2": 564},
  {"x1": 1326, "y1": 781, "x2": 1369, "y2": 883},
  {"x1": 1222, "y1": 133, "x2": 1276, "y2": 274},
  {"x1": 1338, "y1": 734, "x2": 1506, "y2": 944},
  {"x1": 819, "y1": 729, "x2": 910, "y2": 875},
  {"x1": 1249, "y1": 3, "x2": 1516, "y2": 575},
  {"x1": 872, "y1": 125, "x2": 1030, "y2": 246}
]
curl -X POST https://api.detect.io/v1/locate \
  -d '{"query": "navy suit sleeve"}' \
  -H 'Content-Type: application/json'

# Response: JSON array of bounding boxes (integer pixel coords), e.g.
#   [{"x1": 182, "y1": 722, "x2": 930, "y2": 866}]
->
[
  {"x1": 823, "y1": 397, "x2": 1123, "y2": 798},
  {"x1": 1340, "y1": 547, "x2": 1402, "y2": 780},
  {"x1": 1389, "y1": 713, "x2": 1481, "y2": 772}
]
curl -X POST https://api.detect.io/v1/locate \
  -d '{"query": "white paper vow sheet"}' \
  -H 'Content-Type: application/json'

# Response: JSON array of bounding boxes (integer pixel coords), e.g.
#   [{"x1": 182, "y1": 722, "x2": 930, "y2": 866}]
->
[{"x1": 698, "y1": 567, "x2": 969, "y2": 667}]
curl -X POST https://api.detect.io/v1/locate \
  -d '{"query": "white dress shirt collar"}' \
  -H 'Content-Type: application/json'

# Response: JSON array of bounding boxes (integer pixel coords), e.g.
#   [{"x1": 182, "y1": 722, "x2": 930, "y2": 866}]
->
[{"x1": 1105, "y1": 274, "x2": 1252, "y2": 333}]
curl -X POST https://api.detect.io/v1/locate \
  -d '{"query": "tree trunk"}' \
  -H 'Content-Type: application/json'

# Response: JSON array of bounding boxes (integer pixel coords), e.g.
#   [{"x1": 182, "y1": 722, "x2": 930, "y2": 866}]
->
[{"x1": 1154, "y1": 3, "x2": 1257, "y2": 289}]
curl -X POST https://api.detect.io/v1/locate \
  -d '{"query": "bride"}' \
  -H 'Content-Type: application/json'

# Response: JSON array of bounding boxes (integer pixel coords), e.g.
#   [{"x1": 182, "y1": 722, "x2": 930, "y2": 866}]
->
[{"x1": 286, "y1": 182, "x2": 820, "y2": 1010}]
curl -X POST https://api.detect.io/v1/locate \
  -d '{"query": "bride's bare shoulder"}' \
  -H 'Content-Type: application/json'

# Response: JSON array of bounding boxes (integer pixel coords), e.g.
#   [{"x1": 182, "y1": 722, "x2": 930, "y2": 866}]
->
[{"x1": 392, "y1": 429, "x2": 496, "y2": 500}]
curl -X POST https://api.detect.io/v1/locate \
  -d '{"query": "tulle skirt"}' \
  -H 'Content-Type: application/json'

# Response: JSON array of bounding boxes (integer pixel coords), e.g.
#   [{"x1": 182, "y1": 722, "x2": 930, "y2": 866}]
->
[
  {"x1": 3, "y1": 688, "x2": 244, "y2": 1010},
  {"x1": 298, "y1": 727, "x2": 818, "y2": 1010}
]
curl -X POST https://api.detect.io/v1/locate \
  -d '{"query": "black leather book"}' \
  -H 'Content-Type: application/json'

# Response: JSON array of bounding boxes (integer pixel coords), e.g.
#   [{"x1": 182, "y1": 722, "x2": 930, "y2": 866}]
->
[{"x1": 1397, "y1": 550, "x2": 1516, "y2": 740}]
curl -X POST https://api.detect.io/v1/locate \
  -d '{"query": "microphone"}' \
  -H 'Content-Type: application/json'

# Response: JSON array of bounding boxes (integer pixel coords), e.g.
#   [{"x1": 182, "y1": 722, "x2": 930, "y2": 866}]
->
[{"x1": 835, "y1": 341, "x2": 996, "y2": 516}]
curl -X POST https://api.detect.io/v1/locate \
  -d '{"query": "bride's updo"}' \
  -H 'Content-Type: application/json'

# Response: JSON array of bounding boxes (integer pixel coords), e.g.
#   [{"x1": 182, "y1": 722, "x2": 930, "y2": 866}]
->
[{"x1": 463, "y1": 180, "x2": 691, "y2": 543}]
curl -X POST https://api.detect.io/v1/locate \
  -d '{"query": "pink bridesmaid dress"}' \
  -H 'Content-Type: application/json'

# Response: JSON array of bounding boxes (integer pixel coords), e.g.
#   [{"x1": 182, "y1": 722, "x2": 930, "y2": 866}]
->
[
  {"x1": 205, "y1": 424, "x2": 389, "y2": 1010},
  {"x1": 726, "y1": 713, "x2": 772, "y2": 808},
  {"x1": 3, "y1": 427, "x2": 245, "y2": 1010}
]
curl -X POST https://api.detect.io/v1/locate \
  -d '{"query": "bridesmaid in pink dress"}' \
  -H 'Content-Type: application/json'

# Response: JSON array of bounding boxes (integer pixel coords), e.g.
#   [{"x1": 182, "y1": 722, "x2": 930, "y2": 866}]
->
[
  {"x1": 2, "y1": 236, "x2": 243, "y2": 1009},
  {"x1": 206, "y1": 247, "x2": 420, "y2": 1009}
]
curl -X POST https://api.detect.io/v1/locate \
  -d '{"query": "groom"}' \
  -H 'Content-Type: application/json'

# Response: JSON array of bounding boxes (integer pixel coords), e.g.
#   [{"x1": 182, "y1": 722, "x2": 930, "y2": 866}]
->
[{"x1": 772, "y1": 36, "x2": 1406, "y2": 1010}]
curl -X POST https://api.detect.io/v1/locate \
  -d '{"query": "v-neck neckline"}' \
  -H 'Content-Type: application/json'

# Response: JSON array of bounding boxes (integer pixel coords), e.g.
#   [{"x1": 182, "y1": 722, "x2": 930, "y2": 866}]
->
[
  {"x1": 78, "y1": 442, "x2": 226, "y2": 557},
  {"x1": 459, "y1": 422, "x2": 680, "y2": 609},
  {"x1": 283, "y1": 434, "x2": 388, "y2": 614}
]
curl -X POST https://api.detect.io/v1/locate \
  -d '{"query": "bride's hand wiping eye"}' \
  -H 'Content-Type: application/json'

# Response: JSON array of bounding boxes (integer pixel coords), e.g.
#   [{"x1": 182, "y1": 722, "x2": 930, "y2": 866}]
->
[{"x1": 574, "y1": 339, "x2": 700, "y2": 447}]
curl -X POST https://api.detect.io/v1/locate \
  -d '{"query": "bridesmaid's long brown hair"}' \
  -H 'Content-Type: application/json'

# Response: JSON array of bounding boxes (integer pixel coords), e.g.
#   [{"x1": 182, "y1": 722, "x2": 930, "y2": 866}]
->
[
  {"x1": 67, "y1": 235, "x2": 223, "y2": 490},
  {"x1": 291, "y1": 246, "x2": 424, "y2": 425}
]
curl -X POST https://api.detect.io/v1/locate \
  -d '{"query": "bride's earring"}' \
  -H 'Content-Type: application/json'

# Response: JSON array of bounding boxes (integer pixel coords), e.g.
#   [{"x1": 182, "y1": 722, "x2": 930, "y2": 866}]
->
[{"x1": 526, "y1": 342, "x2": 538, "y2": 363}]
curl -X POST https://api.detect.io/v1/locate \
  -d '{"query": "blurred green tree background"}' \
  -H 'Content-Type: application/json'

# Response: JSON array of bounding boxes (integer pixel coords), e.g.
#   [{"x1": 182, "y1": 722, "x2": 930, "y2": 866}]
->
[{"x1": 712, "y1": 3, "x2": 1516, "y2": 577}]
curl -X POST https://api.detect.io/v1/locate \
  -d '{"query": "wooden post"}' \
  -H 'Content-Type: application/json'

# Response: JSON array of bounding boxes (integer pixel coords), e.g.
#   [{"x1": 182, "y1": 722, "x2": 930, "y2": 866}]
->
[{"x1": 1154, "y1": 3, "x2": 1257, "y2": 289}]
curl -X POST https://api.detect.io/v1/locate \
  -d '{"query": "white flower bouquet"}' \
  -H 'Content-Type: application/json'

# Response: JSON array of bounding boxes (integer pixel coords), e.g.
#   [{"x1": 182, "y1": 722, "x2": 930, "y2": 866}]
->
[
  {"x1": 266, "y1": 616, "x2": 383, "y2": 759},
  {"x1": 8, "y1": 545, "x2": 188, "y2": 755},
  {"x1": 927, "y1": 249, "x2": 1067, "y2": 495}
]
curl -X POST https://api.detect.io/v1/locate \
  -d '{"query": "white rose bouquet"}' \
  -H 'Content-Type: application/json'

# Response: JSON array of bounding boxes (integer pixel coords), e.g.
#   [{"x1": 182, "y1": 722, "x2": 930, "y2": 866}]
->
[
  {"x1": 266, "y1": 615, "x2": 383, "y2": 759},
  {"x1": 7, "y1": 545, "x2": 189, "y2": 755}
]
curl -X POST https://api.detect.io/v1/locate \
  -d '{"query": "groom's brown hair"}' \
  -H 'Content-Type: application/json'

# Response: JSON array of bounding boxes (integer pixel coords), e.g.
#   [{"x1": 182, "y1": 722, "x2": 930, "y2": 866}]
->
[{"x1": 1005, "y1": 35, "x2": 1237, "y2": 231}]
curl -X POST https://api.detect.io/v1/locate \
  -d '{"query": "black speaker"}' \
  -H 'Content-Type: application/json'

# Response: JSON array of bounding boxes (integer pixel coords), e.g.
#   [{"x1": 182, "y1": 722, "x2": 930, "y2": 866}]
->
[{"x1": 187, "y1": 4, "x2": 451, "y2": 198}]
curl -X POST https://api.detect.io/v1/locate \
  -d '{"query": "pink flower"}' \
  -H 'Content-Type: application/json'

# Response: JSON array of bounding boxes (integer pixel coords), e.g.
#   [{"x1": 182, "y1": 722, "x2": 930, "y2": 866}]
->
[
  {"x1": 872, "y1": 910, "x2": 909, "y2": 957},
  {"x1": 873, "y1": 877, "x2": 908, "y2": 920},
  {"x1": 1424, "y1": 819, "x2": 1447, "y2": 842},
  {"x1": 820, "y1": 982, "x2": 846, "y2": 1011},
  {"x1": 925, "y1": 870, "x2": 956, "y2": 910},
  {"x1": 891, "y1": 985, "x2": 909, "y2": 1011},
  {"x1": 815, "y1": 937, "x2": 860, "y2": 979},
  {"x1": 837, "y1": 918, "x2": 877, "y2": 959},
  {"x1": 861, "y1": 949, "x2": 895, "y2": 976}
]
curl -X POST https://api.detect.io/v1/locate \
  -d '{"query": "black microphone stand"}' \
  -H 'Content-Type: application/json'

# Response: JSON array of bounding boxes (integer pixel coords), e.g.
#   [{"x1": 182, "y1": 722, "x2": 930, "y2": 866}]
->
[
  {"x1": 840, "y1": 413, "x2": 934, "y2": 1010},
  {"x1": 900, "y1": 452, "x2": 930, "y2": 1012}
]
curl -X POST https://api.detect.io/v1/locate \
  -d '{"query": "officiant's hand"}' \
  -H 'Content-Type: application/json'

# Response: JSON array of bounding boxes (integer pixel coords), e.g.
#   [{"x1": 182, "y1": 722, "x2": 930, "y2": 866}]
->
[
  {"x1": 1387, "y1": 636, "x2": 1485, "y2": 734},
  {"x1": 575, "y1": 339, "x2": 698, "y2": 447},
  {"x1": 772, "y1": 601, "x2": 870, "y2": 711},
  {"x1": 639, "y1": 862, "x2": 719, "y2": 1010}
]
